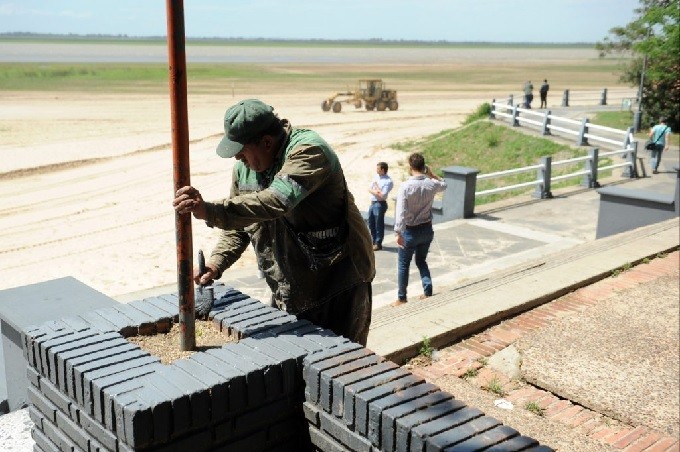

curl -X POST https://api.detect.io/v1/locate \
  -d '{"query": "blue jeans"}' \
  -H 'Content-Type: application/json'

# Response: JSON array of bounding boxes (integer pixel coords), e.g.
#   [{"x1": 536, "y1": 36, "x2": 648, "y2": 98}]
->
[
  {"x1": 397, "y1": 224, "x2": 434, "y2": 300},
  {"x1": 650, "y1": 144, "x2": 664, "y2": 171},
  {"x1": 367, "y1": 201, "x2": 387, "y2": 245}
]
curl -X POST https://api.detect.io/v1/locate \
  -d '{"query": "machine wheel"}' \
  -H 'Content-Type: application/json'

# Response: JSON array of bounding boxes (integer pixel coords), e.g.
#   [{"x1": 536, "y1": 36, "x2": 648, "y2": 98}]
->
[
  {"x1": 377, "y1": 101, "x2": 387, "y2": 111},
  {"x1": 321, "y1": 100, "x2": 331, "y2": 111},
  {"x1": 332, "y1": 102, "x2": 342, "y2": 113},
  {"x1": 365, "y1": 103, "x2": 375, "y2": 111},
  {"x1": 388, "y1": 100, "x2": 399, "y2": 111}
]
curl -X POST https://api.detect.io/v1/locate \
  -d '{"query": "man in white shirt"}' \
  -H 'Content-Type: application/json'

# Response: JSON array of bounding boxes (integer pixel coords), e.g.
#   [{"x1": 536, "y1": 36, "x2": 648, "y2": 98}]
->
[
  {"x1": 392, "y1": 153, "x2": 447, "y2": 306},
  {"x1": 367, "y1": 161, "x2": 394, "y2": 251}
]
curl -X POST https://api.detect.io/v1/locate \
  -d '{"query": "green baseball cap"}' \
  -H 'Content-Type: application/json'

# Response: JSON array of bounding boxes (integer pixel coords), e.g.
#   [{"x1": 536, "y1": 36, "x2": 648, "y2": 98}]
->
[{"x1": 216, "y1": 99, "x2": 277, "y2": 158}]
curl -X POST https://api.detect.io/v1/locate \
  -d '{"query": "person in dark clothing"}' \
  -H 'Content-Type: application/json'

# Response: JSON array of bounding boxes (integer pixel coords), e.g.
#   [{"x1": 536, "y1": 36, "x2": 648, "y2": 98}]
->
[
  {"x1": 173, "y1": 99, "x2": 375, "y2": 345},
  {"x1": 539, "y1": 79, "x2": 550, "y2": 109}
]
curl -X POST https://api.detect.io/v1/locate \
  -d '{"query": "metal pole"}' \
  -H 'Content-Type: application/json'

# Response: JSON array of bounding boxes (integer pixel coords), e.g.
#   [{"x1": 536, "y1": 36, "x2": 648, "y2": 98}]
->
[
  {"x1": 165, "y1": 0, "x2": 195, "y2": 351},
  {"x1": 634, "y1": 54, "x2": 647, "y2": 132}
]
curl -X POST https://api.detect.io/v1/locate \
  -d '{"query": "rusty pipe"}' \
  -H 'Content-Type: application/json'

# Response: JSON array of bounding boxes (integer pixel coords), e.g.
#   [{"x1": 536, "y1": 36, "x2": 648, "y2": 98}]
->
[{"x1": 165, "y1": 0, "x2": 195, "y2": 351}]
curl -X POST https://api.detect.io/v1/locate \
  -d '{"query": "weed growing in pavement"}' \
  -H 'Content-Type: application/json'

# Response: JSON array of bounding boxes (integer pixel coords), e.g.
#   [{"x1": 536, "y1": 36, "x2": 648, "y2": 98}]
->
[
  {"x1": 656, "y1": 251, "x2": 668, "y2": 259},
  {"x1": 477, "y1": 357, "x2": 489, "y2": 366},
  {"x1": 485, "y1": 377, "x2": 506, "y2": 396},
  {"x1": 642, "y1": 257, "x2": 651, "y2": 264},
  {"x1": 525, "y1": 401, "x2": 545, "y2": 416},
  {"x1": 419, "y1": 336, "x2": 434, "y2": 358},
  {"x1": 612, "y1": 261, "x2": 633, "y2": 277},
  {"x1": 462, "y1": 368, "x2": 479, "y2": 380}
]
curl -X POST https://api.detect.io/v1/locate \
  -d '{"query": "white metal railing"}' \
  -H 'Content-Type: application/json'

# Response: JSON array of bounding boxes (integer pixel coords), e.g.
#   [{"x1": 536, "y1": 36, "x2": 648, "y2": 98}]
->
[
  {"x1": 474, "y1": 147, "x2": 637, "y2": 198},
  {"x1": 490, "y1": 101, "x2": 637, "y2": 151}
]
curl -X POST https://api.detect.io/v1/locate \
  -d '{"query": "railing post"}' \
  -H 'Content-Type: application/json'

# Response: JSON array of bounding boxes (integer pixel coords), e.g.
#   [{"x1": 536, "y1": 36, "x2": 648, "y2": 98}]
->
[
  {"x1": 511, "y1": 104, "x2": 519, "y2": 126},
  {"x1": 507, "y1": 94, "x2": 513, "y2": 106},
  {"x1": 541, "y1": 110, "x2": 552, "y2": 135},
  {"x1": 582, "y1": 147, "x2": 600, "y2": 188},
  {"x1": 561, "y1": 89, "x2": 569, "y2": 107},
  {"x1": 622, "y1": 142, "x2": 638, "y2": 178},
  {"x1": 622, "y1": 126, "x2": 634, "y2": 150},
  {"x1": 633, "y1": 110, "x2": 642, "y2": 133},
  {"x1": 533, "y1": 156, "x2": 553, "y2": 199},
  {"x1": 577, "y1": 118, "x2": 589, "y2": 146},
  {"x1": 489, "y1": 99, "x2": 496, "y2": 119},
  {"x1": 600, "y1": 88, "x2": 607, "y2": 105},
  {"x1": 440, "y1": 166, "x2": 480, "y2": 220}
]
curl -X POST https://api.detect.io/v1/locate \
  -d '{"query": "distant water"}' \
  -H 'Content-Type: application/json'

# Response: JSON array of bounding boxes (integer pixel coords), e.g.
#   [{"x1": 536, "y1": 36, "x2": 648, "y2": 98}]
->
[{"x1": 0, "y1": 41, "x2": 598, "y2": 64}]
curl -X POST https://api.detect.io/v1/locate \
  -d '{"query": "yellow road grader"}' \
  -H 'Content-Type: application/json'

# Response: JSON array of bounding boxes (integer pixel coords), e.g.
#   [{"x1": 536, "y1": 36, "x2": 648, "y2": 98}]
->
[{"x1": 321, "y1": 79, "x2": 398, "y2": 113}]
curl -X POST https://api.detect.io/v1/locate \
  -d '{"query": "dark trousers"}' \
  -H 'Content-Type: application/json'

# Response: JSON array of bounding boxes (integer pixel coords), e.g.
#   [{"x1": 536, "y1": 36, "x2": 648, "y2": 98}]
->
[
  {"x1": 297, "y1": 282, "x2": 372, "y2": 346},
  {"x1": 397, "y1": 224, "x2": 434, "y2": 301},
  {"x1": 540, "y1": 93, "x2": 547, "y2": 108},
  {"x1": 367, "y1": 201, "x2": 387, "y2": 245}
]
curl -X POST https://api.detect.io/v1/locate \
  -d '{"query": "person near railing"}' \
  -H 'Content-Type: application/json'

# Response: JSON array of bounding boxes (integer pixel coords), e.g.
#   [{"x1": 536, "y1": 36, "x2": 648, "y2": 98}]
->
[
  {"x1": 523, "y1": 80, "x2": 534, "y2": 108},
  {"x1": 648, "y1": 117, "x2": 672, "y2": 174},
  {"x1": 539, "y1": 79, "x2": 550, "y2": 109}
]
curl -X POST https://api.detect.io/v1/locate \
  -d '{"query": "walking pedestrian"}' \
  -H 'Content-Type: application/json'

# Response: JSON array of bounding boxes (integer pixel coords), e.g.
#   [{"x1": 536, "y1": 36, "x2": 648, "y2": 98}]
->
[
  {"x1": 648, "y1": 117, "x2": 672, "y2": 174},
  {"x1": 392, "y1": 153, "x2": 447, "y2": 306},
  {"x1": 367, "y1": 162, "x2": 393, "y2": 251},
  {"x1": 173, "y1": 98, "x2": 375, "y2": 345}
]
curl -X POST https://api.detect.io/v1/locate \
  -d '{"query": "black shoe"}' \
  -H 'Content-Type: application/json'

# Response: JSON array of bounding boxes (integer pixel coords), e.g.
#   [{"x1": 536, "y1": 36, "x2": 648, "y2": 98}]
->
[{"x1": 653, "y1": 170, "x2": 659, "y2": 174}]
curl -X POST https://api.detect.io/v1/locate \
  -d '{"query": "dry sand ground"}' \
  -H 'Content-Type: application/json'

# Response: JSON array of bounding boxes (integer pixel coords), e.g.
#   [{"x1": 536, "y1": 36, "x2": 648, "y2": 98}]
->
[{"x1": 0, "y1": 54, "x2": 632, "y2": 301}]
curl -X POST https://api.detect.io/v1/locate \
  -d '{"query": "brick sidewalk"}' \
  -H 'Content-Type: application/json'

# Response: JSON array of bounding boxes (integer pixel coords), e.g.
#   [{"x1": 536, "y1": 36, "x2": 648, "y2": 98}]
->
[{"x1": 407, "y1": 250, "x2": 679, "y2": 451}]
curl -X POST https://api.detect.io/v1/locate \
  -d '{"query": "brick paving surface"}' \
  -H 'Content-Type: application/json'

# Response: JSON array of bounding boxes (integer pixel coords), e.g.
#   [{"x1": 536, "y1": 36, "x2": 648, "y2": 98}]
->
[{"x1": 406, "y1": 250, "x2": 680, "y2": 451}]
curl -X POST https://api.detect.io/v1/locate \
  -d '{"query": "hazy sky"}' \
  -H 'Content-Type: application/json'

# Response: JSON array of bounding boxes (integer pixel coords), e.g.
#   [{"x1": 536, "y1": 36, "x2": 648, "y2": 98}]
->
[{"x1": 0, "y1": 0, "x2": 640, "y2": 43}]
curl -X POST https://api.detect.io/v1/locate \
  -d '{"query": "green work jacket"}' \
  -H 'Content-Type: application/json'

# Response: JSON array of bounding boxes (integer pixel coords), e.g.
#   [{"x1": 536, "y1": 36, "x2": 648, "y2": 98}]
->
[{"x1": 203, "y1": 121, "x2": 375, "y2": 314}]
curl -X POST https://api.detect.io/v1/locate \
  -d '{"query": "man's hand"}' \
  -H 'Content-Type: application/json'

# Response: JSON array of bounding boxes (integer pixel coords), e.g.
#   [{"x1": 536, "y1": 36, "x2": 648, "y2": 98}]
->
[
  {"x1": 173, "y1": 186, "x2": 207, "y2": 220},
  {"x1": 194, "y1": 263, "x2": 218, "y2": 286}
]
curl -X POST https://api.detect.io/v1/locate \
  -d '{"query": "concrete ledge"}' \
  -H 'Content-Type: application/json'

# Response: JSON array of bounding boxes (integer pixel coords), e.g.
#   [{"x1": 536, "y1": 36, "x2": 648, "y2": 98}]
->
[{"x1": 368, "y1": 218, "x2": 679, "y2": 365}]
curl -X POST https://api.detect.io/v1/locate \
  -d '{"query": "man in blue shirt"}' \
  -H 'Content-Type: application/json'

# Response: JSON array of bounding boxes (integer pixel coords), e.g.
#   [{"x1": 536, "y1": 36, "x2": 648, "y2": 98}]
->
[
  {"x1": 392, "y1": 153, "x2": 447, "y2": 306},
  {"x1": 367, "y1": 161, "x2": 393, "y2": 251},
  {"x1": 648, "y1": 117, "x2": 672, "y2": 174}
]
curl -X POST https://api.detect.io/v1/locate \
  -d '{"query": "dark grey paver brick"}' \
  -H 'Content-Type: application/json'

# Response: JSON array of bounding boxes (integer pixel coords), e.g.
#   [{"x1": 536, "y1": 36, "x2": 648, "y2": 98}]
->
[
  {"x1": 233, "y1": 395, "x2": 297, "y2": 438},
  {"x1": 309, "y1": 427, "x2": 348, "y2": 452},
  {"x1": 115, "y1": 391, "x2": 154, "y2": 449},
  {"x1": 425, "y1": 415, "x2": 500, "y2": 452},
  {"x1": 206, "y1": 347, "x2": 266, "y2": 408},
  {"x1": 484, "y1": 434, "x2": 539, "y2": 451},
  {"x1": 39, "y1": 377, "x2": 71, "y2": 421},
  {"x1": 395, "y1": 398, "x2": 468, "y2": 452},
  {"x1": 28, "y1": 406, "x2": 43, "y2": 431},
  {"x1": 58, "y1": 315, "x2": 94, "y2": 333},
  {"x1": 367, "y1": 382, "x2": 439, "y2": 447},
  {"x1": 55, "y1": 409, "x2": 89, "y2": 452},
  {"x1": 45, "y1": 330, "x2": 114, "y2": 387},
  {"x1": 188, "y1": 352, "x2": 248, "y2": 414},
  {"x1": 101, "y1": 378, "x2": 147, "y2": 428},
  {"x1": 127, "y1": 300, "x2": 173, "y2": 332},
  {"x1": 303, "y1": 401, "x2": 320, "y2": 427},
  {"x1": 57, "y1": 334, "x2": 127, "y2": 393},
  {"x1": 32, "y1": 426, "x2": 58, "y2": 452},
  {"x1": 153, "y1": 365, "x2": 212, "y2": 430},
  {"x1": 173, "y1": 357, "x2": 231, "y2": 423},
  {"x1": 222, "y1": 342, "x2": 284, "y2": 399},
  {"x1": 442, "y1": 424, "x2": 519, "y2": 451},
  {"x1": 240, "y1": 336, "x2": 301, "y2": 394},
  {"x1": 137, "y1": 372, "x2": 192, "y2": 439},
  {"x1": 342, "y1": 367, "x2": 416, "y2": 428},
  {"x1": 114, "y1": 304, "x2": 158, "y2": 335},
  {"x1": 352, "y1": 373, "x2": 422, "y2": 435},
  {"x1": 143, "y1": 295, "x2": 179, "y2": 317},
  {"x1": 40, "y1": 329, "x2": 100, "y2": 383},
  {"x1": 381, "y1": 391, "x2": 454, "y2": 452},
  {"x1": 27, "y1": 364, "x2": 41, "y2": 389},
  {"x1": 85, "y1": 357, "x2": 160, "y2": 416},
  {"x1": 90, "y1": 307, "x2": 137, "y2": 336},
  {"x1": 78, "y1": 311, "x2": 119, "y2": 334},
  {"x1": 320, "y1": 354, "x2": 384, "y2": 413},
  {"x1": 28, "y1": 385, "x2": 57, "y2": 424},
  {"x1": 68, "y1": 343, "x2": 138, "y2": 403},
  {"x1": 305, "y1": 347, "x2": 374, "y2": 404},
  {"x1": 332, "y1": 361, "x2": 400, "y2": 418},
  {"x1": 318, "y1": 407, "x2": 372, "y2": 452},
  {"x1": 78, "y1": 407, "x2": 119, "y2": 452},
  {"x1": 410, "y1": 406, "x2": 485, "y2": 452},
  {"x1": 41, "y1": 414, "x2": 80, "y2": 452}
]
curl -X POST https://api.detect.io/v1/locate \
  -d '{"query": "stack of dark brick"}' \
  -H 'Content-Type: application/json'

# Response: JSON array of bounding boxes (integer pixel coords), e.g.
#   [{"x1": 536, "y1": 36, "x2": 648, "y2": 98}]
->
[{"x1": 23, "y1": 286, "x2": 552, "y2": 451}]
